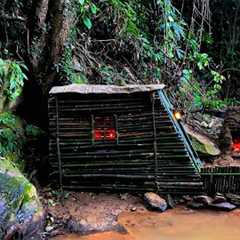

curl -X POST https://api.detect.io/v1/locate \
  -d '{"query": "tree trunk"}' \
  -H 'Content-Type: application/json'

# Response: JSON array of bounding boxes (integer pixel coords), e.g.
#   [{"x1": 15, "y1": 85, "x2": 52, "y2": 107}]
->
[{"x1": 28, "y1": 0, "x2": 75, "y2": 93}]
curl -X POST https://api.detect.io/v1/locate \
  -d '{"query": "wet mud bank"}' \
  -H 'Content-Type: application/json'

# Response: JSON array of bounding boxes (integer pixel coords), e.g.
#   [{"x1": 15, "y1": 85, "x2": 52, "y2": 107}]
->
[
  {"x1": 41, "y1": 191, "x2": 240, "y2": 240},
  {"x1": 54, "y1": 207, "x2": 240, "y2": 240}
]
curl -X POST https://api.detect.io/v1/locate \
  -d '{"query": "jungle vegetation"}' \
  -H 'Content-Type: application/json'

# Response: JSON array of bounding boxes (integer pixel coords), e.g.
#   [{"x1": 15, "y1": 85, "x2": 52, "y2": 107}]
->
[{"x1": 0, "y1": 0, "x2": 239, "y2": 166}]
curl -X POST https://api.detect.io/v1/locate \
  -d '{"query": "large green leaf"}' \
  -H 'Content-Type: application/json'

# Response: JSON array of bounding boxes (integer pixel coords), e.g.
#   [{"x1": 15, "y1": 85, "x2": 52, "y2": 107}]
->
[
  {"x1": 90, "y1": 4, "x2": 97, "y2": 14},
  {"x1": 83, "y1": 17, "x2": 92, "y2": 29}
]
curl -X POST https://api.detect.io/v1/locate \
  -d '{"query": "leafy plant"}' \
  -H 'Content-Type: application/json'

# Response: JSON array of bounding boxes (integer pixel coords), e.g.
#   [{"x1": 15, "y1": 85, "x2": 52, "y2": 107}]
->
[
  {"x1": 78, "y1": 0, "x2": 98, "y2": 29},
  {"x1": 0, "y1": 58, "x2": 27, "y2": 101},
  {"x1": 25, "y1": 124, "x2": 45, "y2": 138},
  {"x1": 0, "y1": 112, "x2": 25, "y2": 157},
  {"x1": 108, "y1": 0, "x2": 140, "y2": 37},
  {"x1": 158, "y1": 0, "x2": 186, "y2": 60}
]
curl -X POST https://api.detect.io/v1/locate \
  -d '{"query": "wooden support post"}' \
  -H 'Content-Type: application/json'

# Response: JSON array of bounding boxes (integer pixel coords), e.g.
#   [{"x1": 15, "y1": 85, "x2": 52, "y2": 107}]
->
[
  {"x1": 55, "y1": 96, "x2": 63, "y2": 190},
  {"x1": 151, "y1": 93, "x2": 159, "y2": 190},
  {"x1": 91, "y1": 114, "x2": 95, "y2": 145}
]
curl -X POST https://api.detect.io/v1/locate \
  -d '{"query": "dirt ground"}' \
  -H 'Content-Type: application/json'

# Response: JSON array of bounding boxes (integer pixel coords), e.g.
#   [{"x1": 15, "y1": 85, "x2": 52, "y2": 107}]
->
[
  {"x1": 40, "y1": 190, "x2": 147, "y2": 238},
  {"x1": 52, "y1": 206, "x2": 240, "y2": 240},
  {"x1": 40, "y1": 190, "x2": 240, "y2": 240}
]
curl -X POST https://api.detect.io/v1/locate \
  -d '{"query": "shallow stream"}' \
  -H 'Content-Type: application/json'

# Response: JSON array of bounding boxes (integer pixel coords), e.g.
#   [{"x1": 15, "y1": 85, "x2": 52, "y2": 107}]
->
[{"x1": 54, "y1": 207, "x2": 240, "y2": 240}]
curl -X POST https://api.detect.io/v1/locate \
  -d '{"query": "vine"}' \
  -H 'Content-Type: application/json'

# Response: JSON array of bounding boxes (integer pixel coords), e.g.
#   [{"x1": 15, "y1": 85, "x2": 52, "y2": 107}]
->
[{"x1": 155, "y1": 0, "x2": 233, "y2": 110}]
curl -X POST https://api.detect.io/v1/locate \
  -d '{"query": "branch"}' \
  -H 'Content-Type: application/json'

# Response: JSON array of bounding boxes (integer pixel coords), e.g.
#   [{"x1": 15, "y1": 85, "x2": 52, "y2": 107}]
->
[{"x1": 0, "y1": 14, "x2": 26, "y2": 22}]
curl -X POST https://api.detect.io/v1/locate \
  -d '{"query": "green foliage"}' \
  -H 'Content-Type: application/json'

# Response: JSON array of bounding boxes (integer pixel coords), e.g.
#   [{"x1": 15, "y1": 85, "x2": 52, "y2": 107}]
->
[
  {"x1": 154, "y1": 1, "x2": 234, "y2": 110},
  {"x1": 0, "y1": 112, "x2": 25, "y2": 158},
  {"x1": 158, "y1": 0, "x2": 186, "y2": 60},
  {"x1": 0, "y1": 112, "x2": 17, "y2": 128},
  {"x1": 59, "y1": 45, "x2": 74, "y2": 81},
  {"x1": 99, "y1": 64, "x2": 128, "y2": 85},
  {"x1": 0, "y1": 58, "x2": 27, "y2": 101},
  {"x1": 58, "y1": 26, "x2": 88, "y2": 84},
  {"x1": 108, "y1": 0, "x2": 140, "y2": 37},
  {"x1": 59, "y1": 45, "x2": 88, "y2": 84},
  {"x1": 77, "y1": 0, "x2": 98, "y2": 29},
  {"x1": 25, "y1": 124, "x2": 45, "y2": 138},
  {"x1": 179, "y1": 68, "x2": 227, "y2": 110}
]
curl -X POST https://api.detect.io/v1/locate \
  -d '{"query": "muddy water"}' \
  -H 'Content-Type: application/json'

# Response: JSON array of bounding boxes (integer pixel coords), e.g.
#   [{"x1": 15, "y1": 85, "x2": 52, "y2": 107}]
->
[{"x1": 54, "y1": 207, "x2": 240, "y2": 240}]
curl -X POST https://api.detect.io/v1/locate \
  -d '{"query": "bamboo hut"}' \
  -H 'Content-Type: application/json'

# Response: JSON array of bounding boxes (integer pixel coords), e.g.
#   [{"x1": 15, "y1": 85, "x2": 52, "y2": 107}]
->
[{"x1": 49, "y1": 84, "x2": 203, "y2": 194}]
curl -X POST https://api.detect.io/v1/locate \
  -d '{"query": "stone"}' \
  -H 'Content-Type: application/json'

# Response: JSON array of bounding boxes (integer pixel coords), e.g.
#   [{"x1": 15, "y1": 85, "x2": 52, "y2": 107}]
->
[
  {"x1": 193, "y1": 195, "x2": 213, "y2": 206},
  {"x1": 177, "y1": 198, "x2": 185, "y2": 204},
  {"x1": 214, "y1": 155, "x2": 234, "y2": 166},
  {"x1": 212, "y1": 193, "x2": 226, "y2": 204},
  {"x1": 144, "y1": 192, "x2": 168, "y2": 212},
  {"x1": 184, "y1": 124, "x2": 221, "y2": 156},
  {"x1": 120, "y1": 193, "x2": 129, "y2": 201},
  {"x1": 182, "y1": 195, "x2": 193, "y2": 202},
  {"x1": 67, "y1": 218, "x2": 89, "y2": 233},
  {"x1": 72, "y1": 55, "x2": 83, "y2": 72},
  {"x1": 200, "y1": 121, "x2": 209, "y2": 128},
  {"x1": 186, "y1": 113, "x2": 224, "y2": 141},
  {"x1": 45, "y1": 225, "x2": 54, "y2": 232},
  {"x1": 225, "y1": 193, "x2": 240, "y2": 206},
  {"x1": 209, "y1": 202, "x2": 237, "y2": 211},
  {"x1": 187, "y1": 201, "x2": 205, "y2": 209},
  {"x1": 166, "y1": 194, "x2": 176, "y2": 209},
  {"x1": 0, "y1": 157, "x2": 44, "y2": 240},
  {"x1": 130, "y1": 207, "x2": 137, "y2": 212}
]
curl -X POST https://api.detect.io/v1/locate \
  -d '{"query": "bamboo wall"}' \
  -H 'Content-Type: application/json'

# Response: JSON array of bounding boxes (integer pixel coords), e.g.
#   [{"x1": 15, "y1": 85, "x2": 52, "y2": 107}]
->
[
  {"x1": 49, "y1": 91, "x2": 202, "y2": 194},
  {"x1": 201, "y1": 166, "x2": 240, "y2": 194}
]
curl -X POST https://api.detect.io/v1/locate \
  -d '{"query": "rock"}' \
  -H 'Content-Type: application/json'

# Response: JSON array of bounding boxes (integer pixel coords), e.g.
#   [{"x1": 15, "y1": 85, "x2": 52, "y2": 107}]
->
[
  {"x1": 182, "y1": 195, "x2": 193, "y2": 202},
  {"x1": 120, "y1": 193, "x2": 129, "y2": 201},
  {"x1": 212, "y1": 193, "x2": 226, "y2": 204},
  {"x1": 187, "y1": 201, "x2": 205, "y2": 209},
  {"x1": 200, "y1": 121, "x2": 209, "y2": 128},
  {"x1": 166, "y1": 194, "x2": 176, "y2": 209},
  {"x1": 72, "y1": 55, "x2": 83, "y2": 72},
  {"x1": 184, "y1": 124, "x2": 221, "y2": 156},
  {"x1": 177, "y1": 198, "x2": 185, "y2": 204},
  {"x1": 193, "y1": 195, "x2": 213, "y2": 206},
  {"x1": 214, "y1": 155, "x2": 234, "y2": 166},
  {"x1": 209, "y1": 202, "x2": 237, "y2": 211},
  {"x1": 45, "y1": 225, "x2": 54, "y2": 232},
  {"x1": 0, "y1": 157, "x2": 45, "y2": 240},
  {"x1": 144, "y1": 192, "x2": 167, "y2": 212},
  {"x1": 130, "y1": 207, "x2": 137, "y2": 212},
  {"x1": 67, "y1": 218, "x2": 87, "y2": 233},
  {"x1": 186, "y1": 113, "x2": 224, "y2": 141},
  {"x1": 225, "y1": 193, "x2": 240, "y2": 206},
  {"x1": 187, "y1": 195, "x2": 214, "y2": 210}
]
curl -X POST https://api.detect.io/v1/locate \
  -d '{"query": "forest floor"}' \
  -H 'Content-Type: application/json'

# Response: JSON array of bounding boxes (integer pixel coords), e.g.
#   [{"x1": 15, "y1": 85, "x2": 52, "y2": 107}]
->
[{"x1": 40, "y1": 190, "x2": 240, "y2": 240}]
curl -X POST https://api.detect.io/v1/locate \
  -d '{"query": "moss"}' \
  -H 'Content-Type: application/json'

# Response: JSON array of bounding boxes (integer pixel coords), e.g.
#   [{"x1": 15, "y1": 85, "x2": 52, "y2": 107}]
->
[
  {"x1": 191, "y1": 137, "x2": 220, "y2": 156},
  {"x1": 0, "y1": 157, "x2": 43, "y2": 238},
  {"x1": 191, "y1": 138, "x2": 207, "y2": 154},
  {"x1": 0, "y1": 157, "x2": 39, "y2": 210},
  {"x1": 0, "y1": 111, "x2": 26, "y2": 170},
  {"x1": 59, "y1": 25, "x2": 88, "y2": 84}
]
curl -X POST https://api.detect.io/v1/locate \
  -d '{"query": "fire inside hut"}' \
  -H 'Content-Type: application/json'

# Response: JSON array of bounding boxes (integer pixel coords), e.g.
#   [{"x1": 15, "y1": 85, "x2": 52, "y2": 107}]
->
[
  {"x1": 221, "y1": 106, "x2": 240, "y2": 157},
  {"x1": 49, "y1": 84, "x2": 203, "y2": 194},
  {"x1": 232, "y1": 132, "x2": 240, "y2": 153}
]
